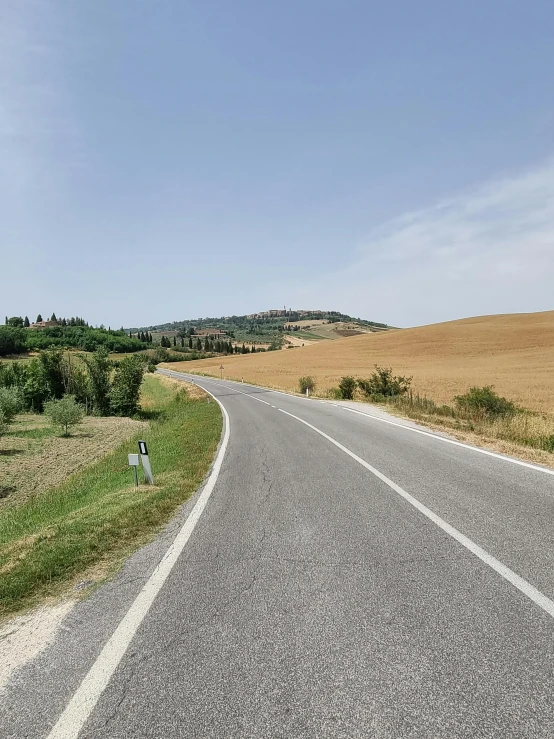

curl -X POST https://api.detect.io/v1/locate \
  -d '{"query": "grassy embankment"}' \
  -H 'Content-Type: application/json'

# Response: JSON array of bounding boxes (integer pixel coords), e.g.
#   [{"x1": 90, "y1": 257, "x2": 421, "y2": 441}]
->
[
  {"x1": 165, "y1": 310, "x2": 554, "y2": 466},
  {"x1": 0, "y1": 374, "x2": 221, "y2": 618}
]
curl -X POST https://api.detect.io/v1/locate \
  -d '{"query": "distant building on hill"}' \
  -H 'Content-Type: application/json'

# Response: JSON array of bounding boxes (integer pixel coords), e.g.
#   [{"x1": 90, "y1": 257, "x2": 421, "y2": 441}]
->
[{"x1": 29, "y1": 320, "x2": 58, "y2": 329}]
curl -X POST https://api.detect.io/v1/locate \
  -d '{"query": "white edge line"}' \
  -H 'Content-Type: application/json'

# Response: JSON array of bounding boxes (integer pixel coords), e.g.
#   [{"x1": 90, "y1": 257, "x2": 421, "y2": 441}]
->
[
  {"x1": 167, "y1": 371, "x2": 554, "y2": 618},
  {"x1": 335, "y1": 404, "x2": 554, "y2": 477},
  {"x1": 277, "y1": 407, "x2": 554, "y2": 620},
  {"x1": 47, "y1": 384, "x2": 230, "y2": 739}
]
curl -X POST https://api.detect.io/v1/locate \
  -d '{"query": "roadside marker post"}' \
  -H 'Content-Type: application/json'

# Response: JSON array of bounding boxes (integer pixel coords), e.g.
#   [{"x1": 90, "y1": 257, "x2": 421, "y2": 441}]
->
[
  {"x1": 128, "y1": 453, "x2": 140, "y2": 488},
  {"x1": 138, "y1": 440, "x2": 154, "y2": 485},
  {"x1": 220, "y1": 365, "x2": 224, "y2": 379},
  {"x1": 306, "y1": 388, "x2": 309, "y2": 397}
]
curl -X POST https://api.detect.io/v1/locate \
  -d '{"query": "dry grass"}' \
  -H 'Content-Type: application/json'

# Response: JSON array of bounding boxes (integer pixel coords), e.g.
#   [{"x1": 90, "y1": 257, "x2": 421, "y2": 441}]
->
[
  {"x1": 154, "y1": 373, "x2": 208, "y2": 400},
  {"x1": 285, "y1": 334, "x2": 317, "y2": 347},
  {"x1": 166, "y1": 310, "x2": 554, "y2": 414},
  {"x1": 0, "y1": 414, "x2": 146, "y2": 507}
]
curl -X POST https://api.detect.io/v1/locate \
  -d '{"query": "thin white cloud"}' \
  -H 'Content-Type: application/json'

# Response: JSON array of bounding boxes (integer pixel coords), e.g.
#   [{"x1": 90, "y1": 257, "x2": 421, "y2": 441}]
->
[{"x1": 286, "y1": 160, "x2": 554, "y2": 326}]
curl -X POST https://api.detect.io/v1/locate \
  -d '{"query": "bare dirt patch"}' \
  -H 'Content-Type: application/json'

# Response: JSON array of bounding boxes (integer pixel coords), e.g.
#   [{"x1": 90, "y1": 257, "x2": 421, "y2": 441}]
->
[
  {"x1": 0, "y1": 599, "x2": 75, "y2": 691},
  {"x1": 0, "y1": 414, "x2": 146, "y2": 507}
]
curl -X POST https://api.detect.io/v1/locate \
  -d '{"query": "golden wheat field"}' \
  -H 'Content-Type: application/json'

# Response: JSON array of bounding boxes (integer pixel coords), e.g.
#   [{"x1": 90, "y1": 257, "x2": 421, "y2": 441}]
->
[{"x1": 164, "y1": 311, "x2": 554, "y2": 413}]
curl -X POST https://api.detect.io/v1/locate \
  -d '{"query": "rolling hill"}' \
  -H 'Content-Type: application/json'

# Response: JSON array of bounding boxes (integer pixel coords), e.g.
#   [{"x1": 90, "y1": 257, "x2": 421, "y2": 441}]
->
[{"x1": 164, "y1": 311, "x2": 554, "y2": 414}]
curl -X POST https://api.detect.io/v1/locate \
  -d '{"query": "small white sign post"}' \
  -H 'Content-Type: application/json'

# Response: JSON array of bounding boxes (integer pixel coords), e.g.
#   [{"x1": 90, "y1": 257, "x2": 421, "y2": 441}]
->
[
  {"x1": 138, "y1": 440, "x2": 154, "y2": 485},
  {"x1": 128, "y1": 453, "x2": 140, "y2": 487}
]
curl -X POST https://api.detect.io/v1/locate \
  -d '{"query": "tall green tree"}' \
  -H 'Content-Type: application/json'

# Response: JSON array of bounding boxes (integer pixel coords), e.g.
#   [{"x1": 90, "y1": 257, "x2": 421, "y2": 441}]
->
[
  {"x1": 50, "y1": 313, "x2": 57, "y2": 322},
  {"x1": 23, "y1": 316, "x2": 30, "y2": 328},
  {"x1": 110, "y1": 355, "x2": 144, "y2": 416},
  {"x1": 188, "y1": 337, "x2": 193, "y2": 349},
  {"x1": 82, "y1": 348, "x2": 112, "y2": 415},
  {"x1": 36, "y1": 314, "x2": 43, "y2": 323}
]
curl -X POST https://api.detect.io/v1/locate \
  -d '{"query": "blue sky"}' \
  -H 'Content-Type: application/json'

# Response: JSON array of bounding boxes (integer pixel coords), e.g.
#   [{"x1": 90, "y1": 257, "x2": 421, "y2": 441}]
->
[{"x1": 1, "y1": 1, "x2": 553, "y2": 328}]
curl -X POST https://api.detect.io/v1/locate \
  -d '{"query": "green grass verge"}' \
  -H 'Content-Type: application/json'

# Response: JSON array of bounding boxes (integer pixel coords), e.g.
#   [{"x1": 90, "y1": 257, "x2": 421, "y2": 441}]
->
[{"x1": 0, "y1": 375, "x2": 222, "y2": 617}]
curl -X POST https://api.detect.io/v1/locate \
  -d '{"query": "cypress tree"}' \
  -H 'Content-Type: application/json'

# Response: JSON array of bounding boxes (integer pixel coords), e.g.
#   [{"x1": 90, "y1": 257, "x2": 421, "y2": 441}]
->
[
  {"x1": 180, "y1": 337, "x2": 184, "y2": 347},
  {"x1": 196, "y1": 338, "x2": 202, "y2": 351},
  {"x1": 173, "y1": 336, "x2": 176, "y2": 346},
  {"x1": 188, "y1": 337, "x2": 193, "y2": 349},
  {"x1": 50, "y1": 313, "x2": 57, "y2": 322},
  {"x1": 24, "y1": 316, "x2": 30, "y2": 327},
  {"x1": 36, "y1": 314, "x2": 42, "y2": 323}
]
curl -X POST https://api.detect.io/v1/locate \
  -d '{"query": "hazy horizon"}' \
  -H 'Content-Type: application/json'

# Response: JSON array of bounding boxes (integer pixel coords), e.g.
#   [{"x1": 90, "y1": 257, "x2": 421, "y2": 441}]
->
[{"x1": 2, "y1": 2, "x2": 553, "y2": 328}]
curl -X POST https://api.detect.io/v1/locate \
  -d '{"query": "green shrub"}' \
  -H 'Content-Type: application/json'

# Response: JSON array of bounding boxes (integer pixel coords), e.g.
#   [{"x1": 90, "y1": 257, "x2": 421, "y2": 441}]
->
[
  {"x1": 44, "y1": 395, "x2": 85, "y2": 437},
  {"x1": 455, "y1": 386, "x2": 516, "y2": 418},
  {"x1": 110, "y1": 355, "x2": 145, "y2": 416},
  {"x1": 0, "y1": 386, "x2": 24, "y2": 423},
  {"x1": 327, "y1": 387, "x2": 342, "y2": 400},
  {"x1": 299, "y1": 376, "x2": 316, "y2": 394},
  {"x1": 0, "y1": 326, "x2": 27, "y2": 356},
  {"x1": 0, "y1": 410, "x2": 7, "y2": 438},
  {"x1": 338, "y1": 376, "x2": 357, "y2": 400},
  {"x1": 357, "y1": 366, "x2": 412, "y2": 398}
]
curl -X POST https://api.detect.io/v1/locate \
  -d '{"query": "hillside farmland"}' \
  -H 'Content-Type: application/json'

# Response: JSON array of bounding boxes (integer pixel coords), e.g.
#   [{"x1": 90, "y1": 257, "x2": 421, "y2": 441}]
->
[{"x1": 164, "y1": 311, "x2": 554, "y2": 414}]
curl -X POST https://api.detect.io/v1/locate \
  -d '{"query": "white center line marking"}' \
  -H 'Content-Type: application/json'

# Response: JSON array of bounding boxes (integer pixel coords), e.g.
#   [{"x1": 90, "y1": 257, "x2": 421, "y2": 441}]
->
[
  {"x1": 47, "y1": 388, "x2": 231, "y2": 739},
  {"x1": 277, "y1": 407, "x2": 554, "y2": 620},
  {"x1": 171, "y1": 371, "x2": 554, "y2": 477}
]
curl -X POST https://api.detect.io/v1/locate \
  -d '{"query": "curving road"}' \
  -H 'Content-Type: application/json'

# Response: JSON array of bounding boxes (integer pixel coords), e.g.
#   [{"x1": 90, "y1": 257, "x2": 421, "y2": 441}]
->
[{"x1": 3, "y1": 370, "x2": 554, "y2": 738}]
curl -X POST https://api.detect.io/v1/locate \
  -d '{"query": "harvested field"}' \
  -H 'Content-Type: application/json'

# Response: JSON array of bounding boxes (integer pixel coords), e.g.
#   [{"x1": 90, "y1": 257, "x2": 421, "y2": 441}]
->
[
  {"x1": 285, "y1": 335, "x2": 317, "y2": 347},
  {"x1": 164, "y1": 311, "x2": 554, "y2": 414},
  {"x1": 0, "y1": 414, "x2": 146, "y2": 506}
]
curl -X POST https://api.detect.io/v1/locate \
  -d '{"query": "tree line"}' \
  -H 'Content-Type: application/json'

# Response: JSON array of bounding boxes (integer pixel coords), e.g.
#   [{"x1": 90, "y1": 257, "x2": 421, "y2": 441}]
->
[
  {"x1": 0, "y1": 348, "x2": 147, "y2": 418},
  {"x1": 5, "y1": 313, "x2": 88, "y2": 328},
  {"x1": 0, "y1": 324, "x2": 146, "y2": 356}
]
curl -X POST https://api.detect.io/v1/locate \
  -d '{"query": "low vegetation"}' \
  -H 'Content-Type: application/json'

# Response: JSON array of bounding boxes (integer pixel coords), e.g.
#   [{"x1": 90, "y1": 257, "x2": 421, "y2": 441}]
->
[
  {"x1": 330, "y1": 369, "x2": 554, "y2": 460},
  {"x1": 298, "y1": 376, "x2": 316, "y2": 394},
  {"x1": 0, "y1": 375, "x2": 222, "y2": 617}
]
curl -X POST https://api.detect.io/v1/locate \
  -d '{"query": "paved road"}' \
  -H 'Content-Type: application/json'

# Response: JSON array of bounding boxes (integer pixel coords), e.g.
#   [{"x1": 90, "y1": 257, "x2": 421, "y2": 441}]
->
[{"x1": 3, "y1": 371, "x2": 554, "y2": 738}]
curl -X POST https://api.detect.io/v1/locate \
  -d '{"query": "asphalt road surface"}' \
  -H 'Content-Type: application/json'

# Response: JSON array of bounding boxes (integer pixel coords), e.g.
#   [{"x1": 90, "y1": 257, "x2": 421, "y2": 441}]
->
[{"x1": 3, "y1": 370, "x2": 554, "y2": 738}]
